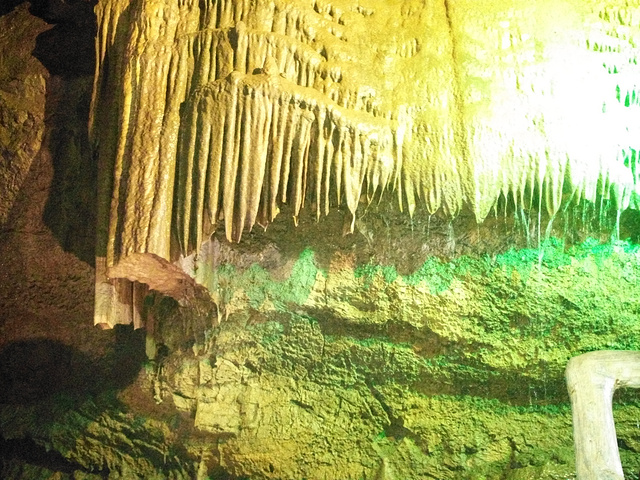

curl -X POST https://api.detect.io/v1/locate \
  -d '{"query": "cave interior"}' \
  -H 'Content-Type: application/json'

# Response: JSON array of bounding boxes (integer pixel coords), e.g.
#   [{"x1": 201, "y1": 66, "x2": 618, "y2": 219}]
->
[{"x1": 1, "y1": 0, "x2": 640, "y2": 479}]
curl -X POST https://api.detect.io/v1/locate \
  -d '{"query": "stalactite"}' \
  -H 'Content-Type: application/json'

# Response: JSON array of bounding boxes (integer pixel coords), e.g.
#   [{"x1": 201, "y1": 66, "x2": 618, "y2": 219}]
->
[
  {"x1": 175, "y1": 72, "x2": 398, "y2": 245},
  {"x1": 91, "y1": 0, "x2": 640, "y2": 327}
]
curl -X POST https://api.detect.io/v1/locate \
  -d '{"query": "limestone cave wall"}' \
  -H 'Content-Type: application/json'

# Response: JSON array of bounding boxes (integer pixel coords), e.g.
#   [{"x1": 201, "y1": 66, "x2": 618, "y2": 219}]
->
[{"x1": 1, "y1": 0, "x2": 640, "y2": 479}]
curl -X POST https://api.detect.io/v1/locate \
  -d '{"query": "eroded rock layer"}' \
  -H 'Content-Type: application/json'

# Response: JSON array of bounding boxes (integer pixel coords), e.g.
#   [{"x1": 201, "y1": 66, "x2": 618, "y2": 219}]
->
[
  {"x1": 91, "y1": 0, "x2": 640, "y2": 326},
  {"x1": 0, "y1": 5, "x2": 50, "y2": 226}
]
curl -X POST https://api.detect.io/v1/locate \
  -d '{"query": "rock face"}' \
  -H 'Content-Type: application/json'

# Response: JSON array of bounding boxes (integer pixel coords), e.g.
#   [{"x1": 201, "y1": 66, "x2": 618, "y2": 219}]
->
[
  {"x1": 2, "y1": 1, "x2": 640, "y2": 480},
  {"x1": 5, "y1": 221, "x2": 640, "y2": 479},
  {"x1": 149, "y1": 237, "x2": 640, "y2": 479},
  {"x1": 0, "y1": 5, "x2": 50, "y2": 226}
]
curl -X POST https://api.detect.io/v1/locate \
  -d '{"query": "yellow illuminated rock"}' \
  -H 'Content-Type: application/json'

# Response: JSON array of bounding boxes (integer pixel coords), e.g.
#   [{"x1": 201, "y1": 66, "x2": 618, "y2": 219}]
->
[
  {"x1": 0, "y1": 5, "x2": 50, "y2": 226},
  {"x1": 90, "y1": 0, "x2": 640, "y2": 326}
]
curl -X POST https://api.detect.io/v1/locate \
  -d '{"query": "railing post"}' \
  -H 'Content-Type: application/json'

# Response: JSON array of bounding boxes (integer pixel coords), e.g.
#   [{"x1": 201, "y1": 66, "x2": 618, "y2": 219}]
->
[{"x1": 566, "y1": 350, "x2": 640, "y2": 480}]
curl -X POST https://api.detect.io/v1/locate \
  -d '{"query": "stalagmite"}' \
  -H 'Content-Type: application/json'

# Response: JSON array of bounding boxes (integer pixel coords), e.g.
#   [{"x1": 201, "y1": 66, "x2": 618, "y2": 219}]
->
[
  {"x1": 91, "y1": 0, "x2": 640, "y2": 327},
  {"x1": 566, "y1": 351, "x2": 640, "y2": 480}
]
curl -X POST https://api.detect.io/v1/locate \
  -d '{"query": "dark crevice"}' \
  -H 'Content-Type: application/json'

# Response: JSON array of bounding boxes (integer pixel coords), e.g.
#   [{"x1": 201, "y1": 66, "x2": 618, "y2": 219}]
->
[
  {"x1": 290, "y1": 399, "x2": 314, "y2": 411},
  {"x1": 3, "y1": 0, "x2": 99, "y2": 78},
  {"x1": 0, "y1": 436, "x2": 110, "y2": 478},
  {"x1": 0, "y1": 0, "x2": 25, "y2": 16},
  {"x1": 42, "y1": 77, "x2": 97, "y2": 265},
  {"x1": 0, "y1": 326, "x2": 145, "y2": 405},
  {"x1": 6, "y1": 0, "x2": 100, "y2": 264},
  {"x1": 366, "y1": 381, "x2": 418, "y2": 443}
]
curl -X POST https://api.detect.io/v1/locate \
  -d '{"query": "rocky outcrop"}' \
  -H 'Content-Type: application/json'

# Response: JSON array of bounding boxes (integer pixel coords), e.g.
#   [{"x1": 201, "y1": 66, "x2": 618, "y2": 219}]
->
[{"x1": 4, "y1": 232, "x2": 640, "y2": 478}]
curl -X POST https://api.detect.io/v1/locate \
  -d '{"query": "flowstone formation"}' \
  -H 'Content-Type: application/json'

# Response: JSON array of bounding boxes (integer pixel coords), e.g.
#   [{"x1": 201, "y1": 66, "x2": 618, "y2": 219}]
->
[{"x1": 91, "y1": 0, "x2": 640, "y2": 327}]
